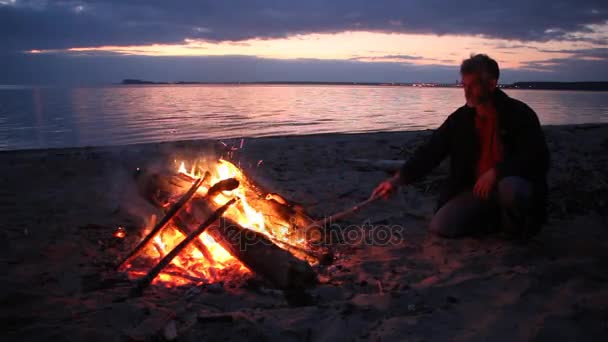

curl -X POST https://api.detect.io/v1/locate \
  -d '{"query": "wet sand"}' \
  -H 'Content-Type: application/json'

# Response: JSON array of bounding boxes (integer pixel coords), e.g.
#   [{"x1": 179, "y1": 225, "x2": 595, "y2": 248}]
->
[{"x1": 1, "y1": 123, "x2": 607, "y2": 341}]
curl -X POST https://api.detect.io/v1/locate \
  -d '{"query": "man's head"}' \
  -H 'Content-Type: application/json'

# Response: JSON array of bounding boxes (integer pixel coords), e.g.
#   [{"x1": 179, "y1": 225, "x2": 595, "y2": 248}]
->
[{"x1": 460, "y1": 54, "x2": 499, "y2": 107}]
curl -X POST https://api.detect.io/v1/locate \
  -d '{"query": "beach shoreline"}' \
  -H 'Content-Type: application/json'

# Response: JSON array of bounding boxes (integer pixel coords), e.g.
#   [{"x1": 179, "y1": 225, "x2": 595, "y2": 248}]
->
[{"x1": 1, "y1": 123, "x2": 607, "y2": 340}]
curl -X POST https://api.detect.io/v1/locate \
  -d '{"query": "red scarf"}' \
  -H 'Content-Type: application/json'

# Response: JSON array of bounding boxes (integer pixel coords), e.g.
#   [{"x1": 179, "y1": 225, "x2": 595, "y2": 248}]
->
[{"x1": 475, "y1": 110, "x2": 502, "y2": 178}]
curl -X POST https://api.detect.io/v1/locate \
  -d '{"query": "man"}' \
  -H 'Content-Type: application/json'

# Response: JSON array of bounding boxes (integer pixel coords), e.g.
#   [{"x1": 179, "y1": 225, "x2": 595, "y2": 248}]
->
[{"x1": 372, "y1": 54, "x2": 550, "y2": 239}]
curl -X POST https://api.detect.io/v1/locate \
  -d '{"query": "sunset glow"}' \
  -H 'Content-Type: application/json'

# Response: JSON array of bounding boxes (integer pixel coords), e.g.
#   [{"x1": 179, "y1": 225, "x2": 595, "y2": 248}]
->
[{"x1": 29, "y1": 28, "x2": 606, "y2": 70}]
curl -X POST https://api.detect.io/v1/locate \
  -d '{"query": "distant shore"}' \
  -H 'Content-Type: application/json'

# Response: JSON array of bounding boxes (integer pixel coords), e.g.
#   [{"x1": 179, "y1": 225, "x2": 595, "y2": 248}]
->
[{"x1": 121, "y1": 79, "x2": 608, "y2": 91}]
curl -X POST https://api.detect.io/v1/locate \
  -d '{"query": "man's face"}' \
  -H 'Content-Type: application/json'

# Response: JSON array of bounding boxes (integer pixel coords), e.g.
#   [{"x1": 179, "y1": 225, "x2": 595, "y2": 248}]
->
[{"x1": 462, "y1": 72, "x2": 496, "y2": 107}]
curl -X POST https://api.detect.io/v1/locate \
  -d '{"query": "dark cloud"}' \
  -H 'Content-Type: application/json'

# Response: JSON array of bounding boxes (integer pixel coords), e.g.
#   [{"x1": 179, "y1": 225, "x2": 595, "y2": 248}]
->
[
  {"x1": 518, "y1": 53, "x2": 608, "y2": 80},
  {"x1": 350, "y1": 54, "x2": 424, "y2": 61},
  {"x1": 537, "y1": 47, "x2": 608, "y2": 59},
  {"x1": 375, "y1": 55, "x2": 424, "y2": 60},
  {"x1": 1, "y1": 0, "x2": 607, "y2": 53}
]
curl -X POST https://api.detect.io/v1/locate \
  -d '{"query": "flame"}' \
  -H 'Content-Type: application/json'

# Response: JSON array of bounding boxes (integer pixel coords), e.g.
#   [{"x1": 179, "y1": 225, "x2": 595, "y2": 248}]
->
[
  {"x1": 127, "y1": 158, "x2": 306, "y2": 287},
  {"x1": 181, "y1": 159, "x2": 292, "y2": 240},
  {"x1": 178, "y1": 161, "x2": 187, "y2": 174}
]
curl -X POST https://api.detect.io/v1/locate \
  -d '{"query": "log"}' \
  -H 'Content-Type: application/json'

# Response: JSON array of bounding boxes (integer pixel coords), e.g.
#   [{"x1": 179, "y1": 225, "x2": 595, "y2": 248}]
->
[
  {"x1": 206, "y1": 178, "x2": 240, "y2": 197},
  {"x1": 207, "y1": 217, "x2": 317, "y2": 289},
  {"x1": 264, "y1": 198, "x2": 315, "y2": 230},
  {"x1": 118, "y1": 175, "x2": 207, "y2": 269},
  {"x1": 217, "y1": 167, "x2": 317, "y2": 229},
  {"x1": 130, "y1": 198, "x2": 237, "y2": 297},
  {"x1": 135, "y1": 169, "x2": 198, "y2": 207}
]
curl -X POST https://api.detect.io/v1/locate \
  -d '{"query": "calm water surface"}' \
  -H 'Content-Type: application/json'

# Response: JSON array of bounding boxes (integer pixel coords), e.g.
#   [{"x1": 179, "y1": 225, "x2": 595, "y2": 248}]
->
[{"x1": 1, "y1": 85, "x2": 607, "y2": 151}]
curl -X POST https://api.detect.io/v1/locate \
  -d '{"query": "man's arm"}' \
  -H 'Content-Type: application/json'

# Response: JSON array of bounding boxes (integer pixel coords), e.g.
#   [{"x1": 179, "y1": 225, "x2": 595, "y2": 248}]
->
[
  {"x1": 398, "y1": 115, "x2": 452, "y2": 185},
  {"x1": 495, "y1": 105, "x2": 550, "y2": 180},
  {"x1": 372, "y1": 114, "x2": 452, "y2": 199}
]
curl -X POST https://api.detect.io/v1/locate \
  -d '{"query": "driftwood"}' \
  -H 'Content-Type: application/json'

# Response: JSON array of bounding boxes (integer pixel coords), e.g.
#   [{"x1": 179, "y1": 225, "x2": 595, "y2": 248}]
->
[
  {"x1": 130, "y1": 198, "x2": 237, "y2": 296},
  {"x1": 118, "y1": 175, "x2": 207, "y2": 269}
]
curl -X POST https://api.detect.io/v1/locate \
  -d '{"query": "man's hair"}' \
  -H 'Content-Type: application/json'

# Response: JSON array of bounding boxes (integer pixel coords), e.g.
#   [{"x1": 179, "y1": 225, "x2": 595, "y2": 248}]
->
[{"x1": 460, "y1": 54, "x2": 500, "y2": 81}]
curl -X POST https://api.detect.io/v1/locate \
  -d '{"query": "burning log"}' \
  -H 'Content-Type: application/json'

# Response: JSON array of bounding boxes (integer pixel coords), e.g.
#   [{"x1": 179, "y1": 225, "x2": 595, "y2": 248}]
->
[
  {"x1": 130, "y1": 198, "x2": 238, "y2": 297},
  {"x1": 179, "y1": 197, "x2": 317, "y2": 289},
  {"x1": 207, "y1": 217, "x2": 317, "y2": 289},
  {"x1": 264, "y1": 197, "x2": 315, "y2": 231},
  {"x1": 135, "y1": 170, "x2": 198, "y2": 207},
  {"x1": 118, "y1": 174, "x2": 207, "y2": 269}
]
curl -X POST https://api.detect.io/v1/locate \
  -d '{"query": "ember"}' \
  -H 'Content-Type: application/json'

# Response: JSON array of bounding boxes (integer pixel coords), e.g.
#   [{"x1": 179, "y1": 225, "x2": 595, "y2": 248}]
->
[
  {"x1": 120, "y1": 158, "x2": 324, "y2": 292},
  {"x1": 113, "y1": 226, "x2": 126, "y2": 239}
]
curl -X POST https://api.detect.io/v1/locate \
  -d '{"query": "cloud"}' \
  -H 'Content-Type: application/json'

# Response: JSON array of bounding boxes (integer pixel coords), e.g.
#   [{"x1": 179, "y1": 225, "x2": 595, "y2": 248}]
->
[
  {"x1": 537, "y1": 47, "x2": 608, "y2": 59},
  {"x1": 1, "y1": 0, "x2": 607, "y2": 53},
  {"x1": 350, "y1": 54, "x2": 425, "y2": 62},
  {"x1": 518, "y1": 53, "x2": 608, "y2": 80}
]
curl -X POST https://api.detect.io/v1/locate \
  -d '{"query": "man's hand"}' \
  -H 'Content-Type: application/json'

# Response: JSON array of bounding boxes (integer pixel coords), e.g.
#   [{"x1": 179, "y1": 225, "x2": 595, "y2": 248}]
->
[
  {"x1": 474, "y1": 168, "x2": 497, "y2": 200},
  {"x1": 372, "y1": 173, "x2": 401, "y2": 200}
]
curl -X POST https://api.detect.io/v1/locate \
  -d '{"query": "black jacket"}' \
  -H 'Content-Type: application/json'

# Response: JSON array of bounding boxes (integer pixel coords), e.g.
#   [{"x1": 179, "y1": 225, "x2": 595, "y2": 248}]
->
[{"x1": 399, "y1": 89, "x2": 550, "y2": 225}]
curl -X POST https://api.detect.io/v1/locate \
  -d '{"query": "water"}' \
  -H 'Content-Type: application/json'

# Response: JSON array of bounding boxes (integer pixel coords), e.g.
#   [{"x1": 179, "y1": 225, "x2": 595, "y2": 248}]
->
[{"x1": 1, "y1": 84, "x2": 607, "y2": 151}]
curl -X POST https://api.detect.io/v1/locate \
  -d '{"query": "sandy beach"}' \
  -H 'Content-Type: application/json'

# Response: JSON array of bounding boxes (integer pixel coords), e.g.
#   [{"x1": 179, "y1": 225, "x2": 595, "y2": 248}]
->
[{"x1": 1, "y1": 123, "x2": 607, "y2": 341}]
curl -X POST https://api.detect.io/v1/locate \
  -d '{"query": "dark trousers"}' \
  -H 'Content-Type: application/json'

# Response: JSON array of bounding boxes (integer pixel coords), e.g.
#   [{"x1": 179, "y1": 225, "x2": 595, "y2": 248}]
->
[{"x1": 429, "y1": 177, "x2": 535, "y2": 238}]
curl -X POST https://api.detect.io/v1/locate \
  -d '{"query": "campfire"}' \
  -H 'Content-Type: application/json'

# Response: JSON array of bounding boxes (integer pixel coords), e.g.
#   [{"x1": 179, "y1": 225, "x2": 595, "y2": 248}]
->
[{"x1": 118, "y1": 158, "x2": 328, "y2": 295}]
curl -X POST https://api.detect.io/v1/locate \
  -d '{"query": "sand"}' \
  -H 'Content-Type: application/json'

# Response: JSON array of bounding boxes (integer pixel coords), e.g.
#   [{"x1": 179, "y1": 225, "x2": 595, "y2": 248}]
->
[{"x1": 1, "y1": 123, "x2": 607, "y2": 341}]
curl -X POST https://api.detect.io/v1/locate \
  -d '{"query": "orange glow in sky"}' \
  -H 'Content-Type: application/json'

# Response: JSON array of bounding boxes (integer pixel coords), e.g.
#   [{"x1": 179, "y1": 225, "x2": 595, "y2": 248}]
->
[{"x1": 30, "y1": 29, "x2": 607, "y2": 70}]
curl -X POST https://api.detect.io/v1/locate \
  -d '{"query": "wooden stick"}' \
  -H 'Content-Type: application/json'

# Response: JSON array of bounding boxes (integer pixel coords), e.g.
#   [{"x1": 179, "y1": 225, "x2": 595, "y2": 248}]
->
[
  {"x1": 130, "y1": 198, "x2": 237, "y2": 297},
  {"x1": 118, "y1": 174, "x2": 208, "y2": 270},
  {"x1": 310, "y1": 195, "x2": 380, "y2": 228},
  {"x1": 266, "y1": 236, "x2": 320, "y2": 264}
]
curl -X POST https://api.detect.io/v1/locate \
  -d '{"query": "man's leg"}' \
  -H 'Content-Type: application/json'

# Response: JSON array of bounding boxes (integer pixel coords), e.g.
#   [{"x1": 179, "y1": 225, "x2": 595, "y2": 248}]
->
[
  {"x1": 497, "y1": 176, "x2": 535, "y2": 237},
  {"x1": 429, "y1": 191, "x2": 493, "y2": 238}
]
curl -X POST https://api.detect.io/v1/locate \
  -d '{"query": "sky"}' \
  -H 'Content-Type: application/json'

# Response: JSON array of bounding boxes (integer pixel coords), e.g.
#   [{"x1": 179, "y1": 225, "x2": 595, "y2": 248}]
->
[{"x1": 1, "y1": 0, "x2": 607, "y2": 84}]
